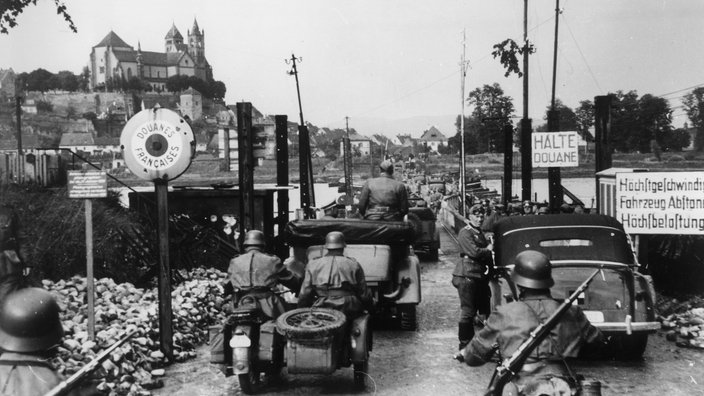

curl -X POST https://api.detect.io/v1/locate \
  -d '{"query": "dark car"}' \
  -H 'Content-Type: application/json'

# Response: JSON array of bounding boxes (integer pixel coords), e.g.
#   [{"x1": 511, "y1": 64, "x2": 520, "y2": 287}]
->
[
  {"x1": 407, "y1": 204, "x2": 440, "y2": 260},
  {"x1": 490, "y1": 214, "x2": 659, "y2": 358}
]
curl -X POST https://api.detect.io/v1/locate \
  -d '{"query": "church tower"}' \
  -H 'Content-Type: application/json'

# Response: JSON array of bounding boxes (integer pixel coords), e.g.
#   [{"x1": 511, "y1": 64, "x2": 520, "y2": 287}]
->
[
  {"x1": 188, "y1": 18, "x2": 205, "y2": 64},
  {"x1": 165, "y1": 23, "x2": 184, "y2": 53}
]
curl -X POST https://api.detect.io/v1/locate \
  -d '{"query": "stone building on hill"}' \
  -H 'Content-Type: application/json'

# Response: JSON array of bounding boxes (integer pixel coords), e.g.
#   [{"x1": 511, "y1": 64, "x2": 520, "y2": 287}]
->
[{"x1": 89, "y1": 19, "x2": 211, "y2": 91}]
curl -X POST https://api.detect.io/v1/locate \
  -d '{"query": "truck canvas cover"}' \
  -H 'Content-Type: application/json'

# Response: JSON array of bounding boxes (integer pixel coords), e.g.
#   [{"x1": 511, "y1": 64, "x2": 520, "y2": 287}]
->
[{"x1": 283, "y1": 219, "x2": 416, "y2": 247}]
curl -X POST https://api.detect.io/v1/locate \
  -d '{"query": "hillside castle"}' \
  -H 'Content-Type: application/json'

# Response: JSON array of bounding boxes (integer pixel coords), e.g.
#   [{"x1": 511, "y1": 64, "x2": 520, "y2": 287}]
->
[{"x1": 89, "y1": 19, "x2": 212, "y2": 91}]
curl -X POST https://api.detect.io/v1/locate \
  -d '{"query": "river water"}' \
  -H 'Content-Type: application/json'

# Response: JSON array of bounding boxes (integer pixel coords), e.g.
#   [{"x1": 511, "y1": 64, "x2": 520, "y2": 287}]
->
[{"x1": 116, "y1": 178, "x2": 596, "y2": 211}]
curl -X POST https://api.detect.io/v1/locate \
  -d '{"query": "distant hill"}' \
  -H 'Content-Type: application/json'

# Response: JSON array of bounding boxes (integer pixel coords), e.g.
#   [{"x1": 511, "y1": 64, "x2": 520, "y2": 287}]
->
[{"x1": 324, "y1": 114, "x2": 457, "y2": 139}]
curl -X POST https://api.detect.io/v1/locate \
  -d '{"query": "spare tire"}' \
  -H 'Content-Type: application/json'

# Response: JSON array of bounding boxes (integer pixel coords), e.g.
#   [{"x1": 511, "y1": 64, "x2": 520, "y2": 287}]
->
[
  {"x1": 276, "y1": 308, "x2": 346, "y2": 339},
  {"x1": 406, "y1": 212, "x2": 423, "y2": 239}
]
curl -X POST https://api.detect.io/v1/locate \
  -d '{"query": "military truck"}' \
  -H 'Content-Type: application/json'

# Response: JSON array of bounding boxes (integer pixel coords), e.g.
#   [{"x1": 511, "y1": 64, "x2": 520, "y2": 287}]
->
[{"x1": 282, "y1": 218, "x2": 421, "y2": 330}]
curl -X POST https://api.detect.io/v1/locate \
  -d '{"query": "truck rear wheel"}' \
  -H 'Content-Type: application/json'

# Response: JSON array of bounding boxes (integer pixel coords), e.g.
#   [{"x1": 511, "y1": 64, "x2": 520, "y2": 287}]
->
[{"x1": 398, "y1": 304, "x2": 417, "y2": 331}]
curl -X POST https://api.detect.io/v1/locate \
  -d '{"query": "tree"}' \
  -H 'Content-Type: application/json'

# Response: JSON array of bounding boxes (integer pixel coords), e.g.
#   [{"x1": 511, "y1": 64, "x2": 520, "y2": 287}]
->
[
  {"x1": 663, "y1": 128, "x2": 691, "y2": 152},
  {"x1": 1, "y1": 0, "x2": 76, "y2": 34},
  {"x1": 79, "y1": 66, "x2": 90, "y2": 92},
  {"x1": 467, "y1": 83, "x2": 515, "y2": 153},
  {"x1": 575, "y1": 100, "x2": 594, "y2": 140},
  {"x1": 491, "y1": 39, "x2": 535, "y2": 78},
  {"x1": 56, "y1": 70, "x2": 79, "y2": 91},
  {"x1": 125, "y1": 77, "x2": 150, "y2": 92},
  {"x1": 209, "y1": 80, "x2": 226, "y2": 101},
  {"x1": 682, "y1": 87, "x2": 704, "y2": 151},
  {"x1": 25, "y1": 68, "x2": 53, "y2": 92},
  {"x1": 638, "y1": 94, "x2": 673, "y2": 153},
  {"x1": 609, "y1": 90, "x2": 640, "y2": 152}
]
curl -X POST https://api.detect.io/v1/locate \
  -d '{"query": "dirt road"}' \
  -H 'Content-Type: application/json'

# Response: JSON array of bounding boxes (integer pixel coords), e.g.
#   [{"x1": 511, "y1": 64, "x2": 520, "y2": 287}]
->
[{"x1": 152, "y1": 223, "x2": 704, "y2": 396}]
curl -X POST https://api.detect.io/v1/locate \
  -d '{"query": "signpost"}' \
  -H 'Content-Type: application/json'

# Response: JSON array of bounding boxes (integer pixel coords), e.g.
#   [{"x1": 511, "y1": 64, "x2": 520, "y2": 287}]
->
[
  {"x1": 120, "y1": 107, "x2": 195, "y2": 361},
  {"x1": 68, "y1": 170, "x2": 108, "y2": 340},
  {"x1": 615, "y1": 171, "x2": 704, "y2": 235},
  {"x1": 531, "y1": 131, "x2": 579, "y2": 168}
]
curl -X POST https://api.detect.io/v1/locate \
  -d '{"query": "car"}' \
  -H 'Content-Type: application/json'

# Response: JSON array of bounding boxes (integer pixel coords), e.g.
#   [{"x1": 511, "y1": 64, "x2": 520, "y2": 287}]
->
[
  {"x1": 408, "y1": 205, "x2": 440, "y2": 260},
  {"x1": 490, "y1": 214, "x2": 659, "y2": 359}
]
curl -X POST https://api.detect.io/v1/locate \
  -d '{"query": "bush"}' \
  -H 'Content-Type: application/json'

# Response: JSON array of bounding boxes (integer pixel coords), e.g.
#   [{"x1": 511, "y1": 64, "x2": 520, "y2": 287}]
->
[
  {"x1": 666, "y1": 155, "x2": 685, "y2": 162},
  {"x1": 35, "y1": 99, "x2": 53, "y2": 113}
]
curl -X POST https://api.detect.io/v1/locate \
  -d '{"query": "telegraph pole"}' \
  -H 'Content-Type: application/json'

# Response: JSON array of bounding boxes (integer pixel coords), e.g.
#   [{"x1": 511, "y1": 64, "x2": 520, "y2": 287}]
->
[
  {"x1": 520, "y1": 0, "x2": 533, "y2": 202},
  {"x1": 15, "y1": 95, "x2": 24, "y2": 183},
  {"x1": 547, "y1": 0, "x2": 563, "y2": 211},
  {"x1": 343, "y1": 116, "x2": 353, "y2": 204},
  {"x1": 459, "y1": 30, "x2": 470, "y2": 216},
  {"x1": 286, "y1": 54, "x2": 316, "y2": 218}
]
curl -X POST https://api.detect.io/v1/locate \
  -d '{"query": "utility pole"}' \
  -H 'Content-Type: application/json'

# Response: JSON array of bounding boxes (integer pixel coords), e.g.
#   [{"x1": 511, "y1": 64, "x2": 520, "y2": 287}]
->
[
  {"x1": 343, "y1": 116, "x2": 353, "y2": 204},
  {"x1": 459, "y1": 30, "x2": 470, "y2": 216},
  {"x1": 548, "y1": 0, "x2": 563, "y2": 212},
  {"x1": 286, "y1": 54, "x2": 316, "y2": 218},
  {"x1": 15, "y1": 95, "x2": 24, "y2": 183},
  {"x1": 520, "y1": 0, "x2": 533, "y2": 202}
]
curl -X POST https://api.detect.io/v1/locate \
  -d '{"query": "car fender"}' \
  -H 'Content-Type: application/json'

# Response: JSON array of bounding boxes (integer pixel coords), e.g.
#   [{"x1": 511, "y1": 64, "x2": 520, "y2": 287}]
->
[
  {"x1": 396, "y1": 250, "x2": 421, "y2": 304},
  {"x1": 350, "y1": 313, "x2": 371, "y2": 363}
]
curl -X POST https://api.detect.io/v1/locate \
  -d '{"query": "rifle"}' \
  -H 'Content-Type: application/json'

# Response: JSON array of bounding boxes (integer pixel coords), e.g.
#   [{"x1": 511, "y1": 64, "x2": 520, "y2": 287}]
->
[
  {"x1": 45, "y1": 330, "x2": 137, "y2": 396},
  {"x1": 484, "y1": 269, "x2": 600, "y2": 396}
]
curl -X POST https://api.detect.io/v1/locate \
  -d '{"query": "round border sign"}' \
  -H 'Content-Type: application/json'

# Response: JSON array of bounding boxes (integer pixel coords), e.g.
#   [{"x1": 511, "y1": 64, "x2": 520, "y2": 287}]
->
[{"x1": 120, "y1": 108, "x2": 195, "y2": 181}]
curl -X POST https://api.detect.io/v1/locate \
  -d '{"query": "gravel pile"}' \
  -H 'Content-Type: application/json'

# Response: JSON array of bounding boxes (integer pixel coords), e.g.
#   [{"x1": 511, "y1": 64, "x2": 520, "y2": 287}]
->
[
  {"x1": 657, "y1": 295, "x2": 704, "y2": 350},
  {"x1": 42, "y1": 267, "x2": 229, "y2": 395}
]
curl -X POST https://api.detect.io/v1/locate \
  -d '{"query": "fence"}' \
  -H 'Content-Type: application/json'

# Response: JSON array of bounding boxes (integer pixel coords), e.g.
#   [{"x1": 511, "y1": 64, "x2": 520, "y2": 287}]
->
[{"x1": 0, "y1": 151, "x2": 66, "y2": 187}]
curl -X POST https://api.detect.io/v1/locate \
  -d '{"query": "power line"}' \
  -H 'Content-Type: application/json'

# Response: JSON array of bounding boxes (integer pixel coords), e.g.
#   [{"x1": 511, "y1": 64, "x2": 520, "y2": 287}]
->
[{"x1": 561, "y1": 11, "x2": 602, "y2": 94}]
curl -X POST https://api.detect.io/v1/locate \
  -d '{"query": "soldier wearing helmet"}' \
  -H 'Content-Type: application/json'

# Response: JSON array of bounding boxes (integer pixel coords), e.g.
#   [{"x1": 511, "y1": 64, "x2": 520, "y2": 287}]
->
[
  {"x1": 225, "y1": 230, "x2": 300, "y2": 319},
  {"x1": 357, "y1": 160, "x2": 409, "y2": 221},
  {"x1": 0, "y1": 288, "x2": 92, "y2": 396},
  {"x1": 298, "y1": 231, "x2": 373, "y2": 319},
  {"x1": 458, "y1": 250, "x2": 603, "y2": 396},
  {"x1": 452, "y1": 203, "x2": 494, "y2": 351}
]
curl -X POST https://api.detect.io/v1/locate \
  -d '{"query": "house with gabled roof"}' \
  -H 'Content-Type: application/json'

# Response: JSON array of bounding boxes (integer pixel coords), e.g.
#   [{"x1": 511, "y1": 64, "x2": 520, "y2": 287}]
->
[
  {"x1": 339, "y1": 132, "x2": 371, "y2": 157},
  {"x1": 418, "y1": 126, "x2": 447, "y2": 153}
]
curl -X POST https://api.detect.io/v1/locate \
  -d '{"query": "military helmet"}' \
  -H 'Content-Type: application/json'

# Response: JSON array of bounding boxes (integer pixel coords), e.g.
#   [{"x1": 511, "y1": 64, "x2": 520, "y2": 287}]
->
[
  {"x1": 243, "y1": 230, "x2": 266, "y2": 247},
  {"x1": 511, "y1": 250, "x2": 554, "y2": 289},
  {"x1": 324, "y1": 231, "x2": 346, "y2": 250},
  {"x1": 0, "y1": 288, "x2": 64, "y2": 353}
]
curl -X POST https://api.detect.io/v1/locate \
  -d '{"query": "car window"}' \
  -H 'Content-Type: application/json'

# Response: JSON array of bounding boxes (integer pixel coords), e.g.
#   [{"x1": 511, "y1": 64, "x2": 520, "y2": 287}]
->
[{"x1": 539, "y1": 239, "x2": 593, "y2": 247}]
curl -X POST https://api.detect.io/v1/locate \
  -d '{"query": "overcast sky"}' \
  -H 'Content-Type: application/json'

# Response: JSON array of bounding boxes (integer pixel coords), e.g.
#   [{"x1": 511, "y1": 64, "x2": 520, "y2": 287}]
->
[{"x1": 2, "y1": 0, "x2": 703, "y2": 137}]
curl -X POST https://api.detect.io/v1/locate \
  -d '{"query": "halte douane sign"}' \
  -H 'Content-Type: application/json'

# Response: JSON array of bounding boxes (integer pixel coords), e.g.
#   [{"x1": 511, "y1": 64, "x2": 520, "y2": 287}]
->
[
  {"x1": 531, "y1": 131, "x2": 579, "y2": 167},
  {"x1": 120, "y1": 108, "x2": 195, "y2": 181},
  {"x1": 68, "y1": 170, "x2": 107, "y2": 199},
  {"x1": 616, "y1": 171, "x2": 704, "y2": 235}
]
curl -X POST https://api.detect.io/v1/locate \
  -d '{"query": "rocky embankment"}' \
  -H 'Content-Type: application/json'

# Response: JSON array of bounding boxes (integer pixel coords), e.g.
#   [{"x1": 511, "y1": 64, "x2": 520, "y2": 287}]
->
[{"x1": 43, "y1": 268, "x2": 229, "y2": 395}]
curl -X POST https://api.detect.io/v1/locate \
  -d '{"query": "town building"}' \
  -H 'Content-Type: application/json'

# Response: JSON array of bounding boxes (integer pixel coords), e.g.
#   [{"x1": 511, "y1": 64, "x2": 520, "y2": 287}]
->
[
  {"x1": 418, "y1": 126, "x2": 447, "y2": 153},
  {"x1": 89, "y1": 19, "x2": 211, "y2": 92},
  {"x1": 339, "y1": 133, "x2": 371, "y2": 157}
]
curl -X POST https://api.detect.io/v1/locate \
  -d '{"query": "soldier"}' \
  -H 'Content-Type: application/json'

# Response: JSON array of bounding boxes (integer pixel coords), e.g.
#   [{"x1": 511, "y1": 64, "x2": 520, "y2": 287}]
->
[
  {"x1": 0, "y1": 287, "x2": 95, "y2": 396},
  {"x1": 226, "y1": 230, "x2": 300, "y2": 320},
  {"x1": 452, "y1": 204, "x2": 494, "y2": 351},
  {"x1": 358, "y1": 160, "x2": 409, "y2": 221},
  {"x1": 459, "y1": 251, "x2": 604, "y2": 396},
  {"x1": 298, "y1": 231, "x2": 373, "y2": 319},
  {"x1": 0, "y1": 204, "x2": 31, "y2": 304}
]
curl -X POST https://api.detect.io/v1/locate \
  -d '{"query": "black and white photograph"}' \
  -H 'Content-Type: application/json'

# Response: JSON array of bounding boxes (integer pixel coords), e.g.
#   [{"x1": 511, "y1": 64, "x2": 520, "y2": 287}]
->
[{"x1": 1, "y1": 1, "x2": 704, "y2": 395}]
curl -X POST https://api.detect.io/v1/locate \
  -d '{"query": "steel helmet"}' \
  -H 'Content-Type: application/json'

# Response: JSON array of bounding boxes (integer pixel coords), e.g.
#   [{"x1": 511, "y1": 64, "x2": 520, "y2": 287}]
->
[
  {"x1": 243, "y1": 230, "x2": 266, "y2": 248},
  {"x1": 511, "y1": 250, "x2": 554, "y2": 289},
  {"x1": 0, "y1": 287, "x2": 64, "y2": 353},
  {"x1": 379, "y1": 160, "x2": 394, "y2": 173},
  {"x1": 324, "y1": 231, "x2": 346, "y2": 250}
]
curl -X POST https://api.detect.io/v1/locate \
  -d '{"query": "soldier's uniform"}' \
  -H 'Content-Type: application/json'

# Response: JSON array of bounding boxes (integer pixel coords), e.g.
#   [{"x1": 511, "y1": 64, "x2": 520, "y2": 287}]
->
[
  {"x1": 0, "y1": 288, "x2": 96, "y2": 396},
  {"x1": 358, "y1": 161, "x2": 409, "y2": 221},
  {"x1": 227, "y1": 236, "x2": 300, "y2": 320},
  {"x1": 460, "y1": 250, "x2": 603, "y2": 396},
  {"x1": 462, "y1": 295, "x2": 602, "y2": 396},
  {"x1": 298, "y1": 250, "x2": 372, "y2": 319},
  {"x1": 452, "y1": 205, "x2": 493, "y2": 349},
  {"x1": 0, "y1": 205, "x2": 29, "y2": 304}
]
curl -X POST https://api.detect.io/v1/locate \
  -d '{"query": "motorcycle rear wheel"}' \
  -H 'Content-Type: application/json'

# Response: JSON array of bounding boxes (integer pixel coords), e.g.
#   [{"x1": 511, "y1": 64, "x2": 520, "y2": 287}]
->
[{"x1": 237, "y1": 370, "x2": 260, "y2": 395}]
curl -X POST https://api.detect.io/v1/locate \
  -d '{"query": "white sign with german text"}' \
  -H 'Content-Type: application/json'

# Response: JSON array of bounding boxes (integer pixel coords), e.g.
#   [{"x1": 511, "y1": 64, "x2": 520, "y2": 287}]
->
[
  {"x1": 532, "y1": 131, "x2": 579, "y2": 167},
  {"x1": 615, "y1": 171, "x2": 704, "y2": 235}
]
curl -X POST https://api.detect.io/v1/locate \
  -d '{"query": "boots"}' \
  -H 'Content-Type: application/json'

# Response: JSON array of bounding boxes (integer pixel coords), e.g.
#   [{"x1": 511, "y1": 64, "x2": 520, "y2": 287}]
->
[{"x1": 458, "y1": 322, "x2": 474, "y2": 351}]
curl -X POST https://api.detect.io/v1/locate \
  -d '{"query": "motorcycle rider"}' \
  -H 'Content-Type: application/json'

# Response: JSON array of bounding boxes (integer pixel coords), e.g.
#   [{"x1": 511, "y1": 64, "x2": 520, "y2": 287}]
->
[
  {"x1": 298, "y1": 231, "x2": 373, "y2": 319},
  {"x1": 226, "y1": 230, "x2": 300, "y2": 319},
  {"x1": 358, "y1": 160, "x2": 409, "y2": 221},
  {"x1": 0, "y1": 287, "x2": 96, "y2": 396},
  {"x1": 458, "y1": 250, "x2": 604, "y2": 396}
]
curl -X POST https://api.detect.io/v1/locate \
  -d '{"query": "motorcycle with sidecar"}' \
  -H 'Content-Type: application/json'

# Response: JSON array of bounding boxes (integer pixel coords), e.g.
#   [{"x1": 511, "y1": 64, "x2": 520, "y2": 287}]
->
[{"x1": 211, "y1": 303, "x2": 372, "y2": 394}]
